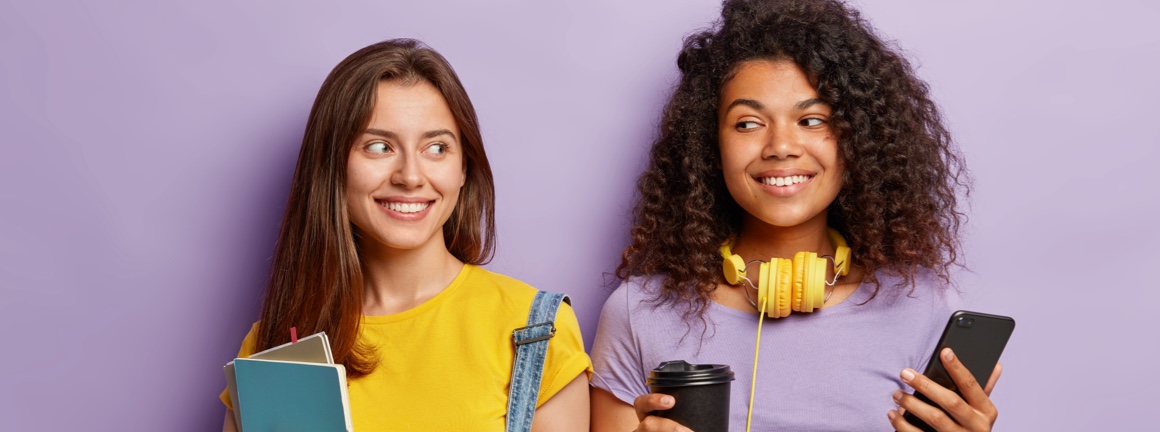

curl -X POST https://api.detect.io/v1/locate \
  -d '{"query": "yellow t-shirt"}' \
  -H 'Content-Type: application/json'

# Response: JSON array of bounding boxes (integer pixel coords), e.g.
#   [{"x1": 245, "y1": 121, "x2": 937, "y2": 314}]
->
[{"x1": 221, "y1": 264, "x2": 592, "y2": 431}]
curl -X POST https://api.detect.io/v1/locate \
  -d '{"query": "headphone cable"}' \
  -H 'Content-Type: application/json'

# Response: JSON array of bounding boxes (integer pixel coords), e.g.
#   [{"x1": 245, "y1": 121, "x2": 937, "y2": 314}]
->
[{"x1": 745, "y1": 300, "x2": 766, "y2": 432}]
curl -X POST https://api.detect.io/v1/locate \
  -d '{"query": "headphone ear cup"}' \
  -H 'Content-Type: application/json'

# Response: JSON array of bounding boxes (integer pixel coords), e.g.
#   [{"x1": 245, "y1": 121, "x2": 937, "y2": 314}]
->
[
  {"x1": 828, "y1": 228, "x2": 852, "y2": 276},
  {"x1": 791, "y1": 252, "x2": 807, "y2": 313},
  {"x1": 773, "y1": 258, "x2": 793, "y2": 318},
  {"x1": 833, "y1": 244, "x2": 851, "y2": 276},
  {"x1": 802, "y1": 253, "x2": 826, "y2": 313},
  {"x1": 722, "y1": 253, "x2": 745, "y2": 285},
  {"x1": 758, "y1": 261, "x2": 771, "y2": 312}
]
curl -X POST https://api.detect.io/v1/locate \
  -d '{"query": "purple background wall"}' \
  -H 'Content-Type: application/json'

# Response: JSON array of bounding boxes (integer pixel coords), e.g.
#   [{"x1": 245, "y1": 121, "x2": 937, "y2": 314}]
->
[{"x1": 1, "y1": 0, "x2": 1156, "y2": 430}]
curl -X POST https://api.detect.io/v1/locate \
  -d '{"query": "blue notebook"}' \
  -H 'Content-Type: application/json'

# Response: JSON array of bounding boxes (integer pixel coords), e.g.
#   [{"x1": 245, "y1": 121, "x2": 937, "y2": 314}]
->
[
  {"x1": 233, "y1": 358, "x2": 352, "y2": 432},
  {"x1": 224, "y1": 331, "x2": 340, "y2": 431}
]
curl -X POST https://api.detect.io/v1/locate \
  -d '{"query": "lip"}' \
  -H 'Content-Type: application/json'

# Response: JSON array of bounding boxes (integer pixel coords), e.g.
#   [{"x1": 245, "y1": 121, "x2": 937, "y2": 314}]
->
[
  {"x1": 752, "y1": 169, "x2": 816, "y2": 197},
  {"x1": 375, "y1": 197, "x2": 436, "y2": 221}
]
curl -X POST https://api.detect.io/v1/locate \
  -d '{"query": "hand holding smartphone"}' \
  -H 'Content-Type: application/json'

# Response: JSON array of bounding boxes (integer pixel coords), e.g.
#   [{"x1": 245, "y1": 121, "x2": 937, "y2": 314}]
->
[{"x1": 898, "y1": 310, "x2": 1015, "y2": 432}]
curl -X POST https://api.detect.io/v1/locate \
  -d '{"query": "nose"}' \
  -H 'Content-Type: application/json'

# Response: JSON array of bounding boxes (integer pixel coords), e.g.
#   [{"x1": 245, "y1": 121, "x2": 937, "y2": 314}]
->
[
  {"x1": 762, "y1": 122, "x2": 803, "y2": 160},
  {"x1": 390, "y1": 153, "x2": 425, "y2": 188}
]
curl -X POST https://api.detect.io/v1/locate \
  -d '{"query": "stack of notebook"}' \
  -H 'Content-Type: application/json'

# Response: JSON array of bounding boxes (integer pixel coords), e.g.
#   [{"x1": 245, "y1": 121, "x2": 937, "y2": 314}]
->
[{"x1": 224, "y1": 332, "x2": 352, "y2": 432}]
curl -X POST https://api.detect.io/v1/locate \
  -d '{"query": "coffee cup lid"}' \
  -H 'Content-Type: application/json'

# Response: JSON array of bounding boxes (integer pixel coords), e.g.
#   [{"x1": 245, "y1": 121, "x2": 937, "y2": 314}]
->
[{"x1": 646, "y1": 360, "x2": 735, "y2": 387}]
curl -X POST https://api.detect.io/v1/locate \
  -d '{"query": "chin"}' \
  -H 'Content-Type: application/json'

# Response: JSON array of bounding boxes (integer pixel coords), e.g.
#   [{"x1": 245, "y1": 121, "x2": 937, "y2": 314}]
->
[
  {"x1": 750, "y1": 209, "x2": 824, "y2": 229},
  {"x1": 356, "y1": 229, "x2": 436, "y2": 250},
  {"x1": 385, "y1": 235, "x2": 439, "y2": 250}
]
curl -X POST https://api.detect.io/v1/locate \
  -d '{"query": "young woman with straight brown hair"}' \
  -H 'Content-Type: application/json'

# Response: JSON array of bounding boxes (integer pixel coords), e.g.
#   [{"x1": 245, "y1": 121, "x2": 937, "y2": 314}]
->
[{"x1": 221, "y1": 39, "x2": 590, "y2": 431}]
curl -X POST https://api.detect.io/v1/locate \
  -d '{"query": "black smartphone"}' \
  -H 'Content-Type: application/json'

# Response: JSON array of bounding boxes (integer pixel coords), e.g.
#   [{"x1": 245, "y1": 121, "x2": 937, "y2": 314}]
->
[{"x1": 901, "y1": 310, "x2": 1015, "y2": 432}]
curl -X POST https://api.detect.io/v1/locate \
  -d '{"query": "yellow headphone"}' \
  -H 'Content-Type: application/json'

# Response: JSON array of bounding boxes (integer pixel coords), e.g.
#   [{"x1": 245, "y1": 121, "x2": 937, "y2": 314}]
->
[{"x1": 719, "y1": 228, "x2": 851, "y2": 318}]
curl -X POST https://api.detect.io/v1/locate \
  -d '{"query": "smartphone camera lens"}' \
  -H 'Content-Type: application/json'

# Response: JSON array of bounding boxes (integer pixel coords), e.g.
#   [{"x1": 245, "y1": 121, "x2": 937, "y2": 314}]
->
[{"x1": 956, "y1": 316, "x2": 975, "y2": 328}]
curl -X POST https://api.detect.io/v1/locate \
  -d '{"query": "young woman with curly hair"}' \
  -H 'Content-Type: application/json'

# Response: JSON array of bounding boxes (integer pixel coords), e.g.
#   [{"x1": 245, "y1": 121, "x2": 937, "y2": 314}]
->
[
  {"x1": 220, "y1": 39, "x2": 590, "y2": 431},
  {"x1": 590, "y1": 1, "x2": 1001, "y2": 431}
]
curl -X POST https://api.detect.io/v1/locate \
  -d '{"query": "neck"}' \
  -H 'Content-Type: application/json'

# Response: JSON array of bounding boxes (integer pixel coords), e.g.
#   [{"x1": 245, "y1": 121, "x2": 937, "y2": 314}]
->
[
  {"x1": 733, "y1": 213, "x2": 834, "y2": 261},
  {"x1": 358, "y1": 232, "x2": 464, "y2": 316}
]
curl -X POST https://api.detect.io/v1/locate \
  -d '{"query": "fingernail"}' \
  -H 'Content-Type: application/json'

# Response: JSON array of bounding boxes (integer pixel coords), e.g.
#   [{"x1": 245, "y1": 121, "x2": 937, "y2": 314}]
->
[
  {"x1": 901, "y1": 368, "x2": 916, "y2": 382},
  {"x1": 892, "y1": 390, "x2": 903, "y2": 402},
  {"x1": 887, "y1": 410, "x2": 897, "y2": 420},
  {"x1": 661, "y1": 395, "x2": 674, "y2": 406},
  {"x1": 943, "y1": 348, "x2": 955, "y2": 362}
]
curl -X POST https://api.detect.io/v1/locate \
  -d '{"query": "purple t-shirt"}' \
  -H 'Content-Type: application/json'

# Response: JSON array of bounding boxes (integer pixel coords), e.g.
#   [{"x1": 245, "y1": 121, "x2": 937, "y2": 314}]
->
[{"x1": 590, "y1": 271, "x2": 957, "y2": 431}]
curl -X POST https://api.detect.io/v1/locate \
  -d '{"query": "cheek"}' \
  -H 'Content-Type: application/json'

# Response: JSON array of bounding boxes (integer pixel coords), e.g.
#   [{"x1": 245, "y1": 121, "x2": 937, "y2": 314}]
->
[
  {"x1": 345, "y1": 161, "x2": 376, "y2": 196},
  {"x1": 819, "y1": 141, "x2": 843, "y2": 183},
  {"x1": 816, "y1": 143, "x2": 844, "y2": 201},
  {"x1": 718, "y1": 160, "x2": 754, "y2": 207},
  {"x1": 343, "y1": 164, "x2": 372, "y2": 230},
  {"x1": 718, "y1": 141, "x2": 754, "y2": 183},
  {"x1": 429, "y1": 162, "x2": 466, "y2": 195}
]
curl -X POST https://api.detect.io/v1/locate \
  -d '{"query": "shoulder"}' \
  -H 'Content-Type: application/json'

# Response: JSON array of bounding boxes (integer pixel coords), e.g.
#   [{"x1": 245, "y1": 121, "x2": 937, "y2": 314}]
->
[
  {"x1": 445, "y1": 266, "x2": 585, "y2": 350},
  {"x1": 843, "y1": 269, "x2": 959, "y2": 341},
  {"x1": 457, "y1": 265, "x2": 540, "y2": 311},
  {"x1": 461, "y1": 266, "x2": 584, "y2": 328},
  {"x1": 600, "y1": 275, "x2": 663, "y2": 313},
  {"x1": 863, "y1": 268, "x2": 959, "y2": 311},
  {"x1": 597, "y1": 274, "x2": 714, "y2": 332},
  {"x1": 594, "y1": 275, "x2": 695, "y2": 350},
  {"x1": 468, "y1": 269, "x2": 592, "y2": 405},
  {"x1": 858, "y1": 268, "x2": 960, "y2": 355},
  {"x1": 465, "y1": 265, "x2": 538, "y2": 296},
  {"x1": 595, "y1": 276, "x2": 655, "y2": 331}
]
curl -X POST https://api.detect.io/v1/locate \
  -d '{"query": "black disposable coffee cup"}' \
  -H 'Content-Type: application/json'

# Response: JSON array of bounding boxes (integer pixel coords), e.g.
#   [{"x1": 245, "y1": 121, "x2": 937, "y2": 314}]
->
[{"x1": 647, "y1": 360, "x2": 734, "y2": 432}]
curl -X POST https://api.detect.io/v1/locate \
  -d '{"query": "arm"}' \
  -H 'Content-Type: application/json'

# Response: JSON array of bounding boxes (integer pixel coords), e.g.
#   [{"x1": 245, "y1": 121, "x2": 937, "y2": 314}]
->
[
  {"x1": 591, "y1": 387, "x2": 691, "y2": 432},
  {"x1": 590, "y1": 387, "x2": 636, "y2": 431},
  {"x1": 530, "y1": 373, "x2": 589, "y2": 432},
  {"x1": 589, "y1": 282, "x2": 691, "y2": 431}
]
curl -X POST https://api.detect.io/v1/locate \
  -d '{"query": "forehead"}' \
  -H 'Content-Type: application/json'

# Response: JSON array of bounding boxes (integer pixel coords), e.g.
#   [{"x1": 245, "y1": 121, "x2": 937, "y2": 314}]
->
[
  {"x1": 719, "y1": 59, "x2": 819, "y2": 107},
  {"x1": 367, "y1": 79, "x2": 458, "y2": 132}
]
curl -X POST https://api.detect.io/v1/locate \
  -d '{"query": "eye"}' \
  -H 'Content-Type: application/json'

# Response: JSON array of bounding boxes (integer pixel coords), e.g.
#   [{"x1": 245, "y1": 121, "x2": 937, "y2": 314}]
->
[
  {"x1": 365, "y1": 141, "x2": 391, "y2": 154},
  {"x1": 800, "y1": 118, "x2": 826, "y2": 127},
  {"x1": 424, "y1": 142, "x2": 448, "y2": 155},
  {"x1": 735, "y1": 121, "x2": 761, "y2": 131}
]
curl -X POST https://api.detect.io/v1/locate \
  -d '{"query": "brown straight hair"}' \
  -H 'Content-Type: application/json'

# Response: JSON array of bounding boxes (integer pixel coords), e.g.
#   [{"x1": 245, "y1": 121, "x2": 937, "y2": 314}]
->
[{"x1": 255, "y1": 39, "x2": 496, "y2": 378}]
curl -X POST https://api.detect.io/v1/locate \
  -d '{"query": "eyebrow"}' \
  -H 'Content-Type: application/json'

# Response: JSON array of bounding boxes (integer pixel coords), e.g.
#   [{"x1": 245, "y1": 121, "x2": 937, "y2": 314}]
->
[
  {"x1": 794, "y1": 98, "x2": 826, "y2": 110},
  {"x1": 724, "y1": 98, "x2": 764, "y2": 113},
  {"x1": 364, "y1": 128, "x2": 456, "y2": 141},
  {"x1": 723, "y1": 97, "x2": 828, "y2": 114}
]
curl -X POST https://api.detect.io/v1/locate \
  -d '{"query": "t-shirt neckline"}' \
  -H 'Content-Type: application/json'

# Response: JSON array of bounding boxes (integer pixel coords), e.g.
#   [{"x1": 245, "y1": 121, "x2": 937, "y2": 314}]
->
[{"x1": 360, "y1": 264, "x2": 474, "y2": 325}]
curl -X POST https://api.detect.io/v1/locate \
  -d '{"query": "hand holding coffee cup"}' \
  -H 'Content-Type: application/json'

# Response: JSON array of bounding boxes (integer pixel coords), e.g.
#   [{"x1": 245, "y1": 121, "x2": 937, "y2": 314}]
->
[
  {"x1": 635, "y1": 361, "x2": 734, "y2": 432},
  {"x1": 632, "y1": 393, "x2": 692, "y2": 432}
]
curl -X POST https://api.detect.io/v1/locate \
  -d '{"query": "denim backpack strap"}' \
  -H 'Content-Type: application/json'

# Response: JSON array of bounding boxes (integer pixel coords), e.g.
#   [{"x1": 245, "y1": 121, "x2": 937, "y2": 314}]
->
[{"x1": 505, "y1": 291, "x2": 569, "y2": 432}]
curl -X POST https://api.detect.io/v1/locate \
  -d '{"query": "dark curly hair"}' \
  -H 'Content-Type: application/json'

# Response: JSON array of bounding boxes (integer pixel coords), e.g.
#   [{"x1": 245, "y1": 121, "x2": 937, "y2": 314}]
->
[{"x1": 617, "y1": 0, "x2": 969, "y2": 323}]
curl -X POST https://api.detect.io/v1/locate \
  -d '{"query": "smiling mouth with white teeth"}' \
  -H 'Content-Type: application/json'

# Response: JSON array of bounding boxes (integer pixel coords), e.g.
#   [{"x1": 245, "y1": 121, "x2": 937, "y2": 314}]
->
[
  {"x1": 759, "y1": 175, "x2": 812, "y2": 187},
  {"x1": 378, "y1": 201, "x2": 432, "y2": 213}
]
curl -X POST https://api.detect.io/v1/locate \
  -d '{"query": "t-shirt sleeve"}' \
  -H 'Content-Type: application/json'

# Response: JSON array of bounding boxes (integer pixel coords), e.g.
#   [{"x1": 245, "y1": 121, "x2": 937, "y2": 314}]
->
[
  {"x1": 219, "y1": 322, "x2": 260, "y2": 410},
  {"x1": 535, "y1": 301, "x2": 594, "y2": 407},
  {"x1": 589, "y1": 281, "x2": 649, "y2": 405}
]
